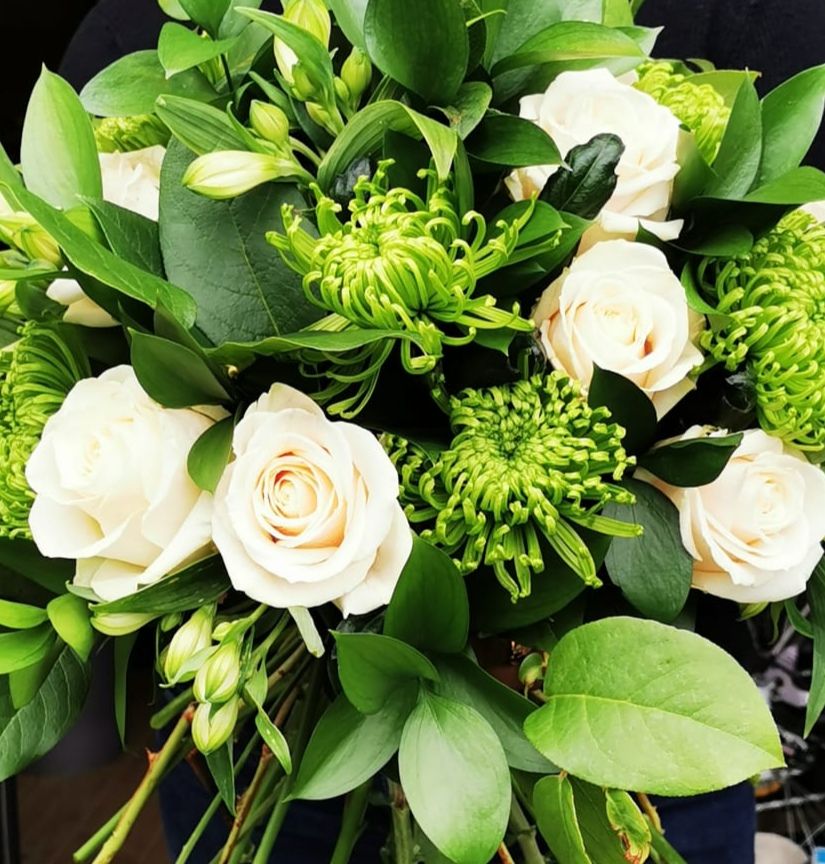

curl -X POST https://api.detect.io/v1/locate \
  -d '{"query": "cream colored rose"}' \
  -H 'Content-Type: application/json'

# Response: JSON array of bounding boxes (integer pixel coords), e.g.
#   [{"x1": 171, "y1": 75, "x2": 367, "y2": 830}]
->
[
  {"x1": 26, "y1": 366, "x2": 220, "y2": 601},
  {"x1": 534, "y1": 239, "x2": 703, "y2": 417},
  {"x1": 506, "y1": 68, "x2": 683, "y2": 242},
  {"x1": 212, "y1": 384, "x2": 412, "y2": 616},
  {"x1": 639, "y1": 428, "x2": 825, "y2": 603}
]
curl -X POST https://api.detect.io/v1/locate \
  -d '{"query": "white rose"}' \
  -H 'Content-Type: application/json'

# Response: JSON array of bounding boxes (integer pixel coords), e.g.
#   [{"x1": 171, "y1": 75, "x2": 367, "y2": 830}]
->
[
  {"x1": 26, "y1": 366, "x2": 221, "y2": 601},
  {"x1": 212, "y1": 384, "x2": 412, "y2": 616},
  {"x1": 638, "y1": 428, "x2": 825, "y2": 603},
  {"x1": 802, "y1": 201, "x2": 825, "y2": 222},
  {"x1": 46, "y1": 145, "x2": 166, "y2": 328},
  {"x1": 534, "y1": 239, "x2": 703, "y2": 417},
  {"x1": 506, "y1": 68, "x2": 683, "y2": 242}
]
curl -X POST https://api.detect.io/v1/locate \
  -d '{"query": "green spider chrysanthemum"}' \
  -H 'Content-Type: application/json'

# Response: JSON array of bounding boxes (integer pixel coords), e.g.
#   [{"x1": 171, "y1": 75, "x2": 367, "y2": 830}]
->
[
  {"x1": 386, "y1": 373, "x2": 639, "y2": 599},
  {"x1": 268, "y1": 161, "x2": 549, "y2": 416},
  {"x1": 0, "y1": 324, "x2": 89, "y2": 538},
  {"x1": 94, "y1": 114, "x2": 170, "y2": 153},
  {"x1": 696, "y1": 210, "x2": 825, "y2": 452},
  {"x1": 635, "y1": 62, "x2": 730, "y2": 163}
]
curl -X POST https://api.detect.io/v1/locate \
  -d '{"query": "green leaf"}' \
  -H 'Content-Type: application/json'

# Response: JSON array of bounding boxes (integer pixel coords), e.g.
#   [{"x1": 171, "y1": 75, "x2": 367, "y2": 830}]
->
[
  {"x1": 468, "y1": 111, "x2": 561, "y2": 167},
  {"x1": 364, "y1": 0, "x2": 469, "y2": 104},
  {"x1": 604, "y1": 787, "x2": 652, "y2": 862},
  {"x1": 160, "y1": 0, "x2": 191, "y2": 20},
  {"x1": 188, "y1": 416, "x2": 235, "y2": 494},
  {"x1": 256, "y1": 710, "x2": 292, "y2": 773},
  {"x1": 0, "y1": 601, "x2": 48, "y2": 630},
  {"x1": 587, "y1": 365, "x2": 657, "y2": 455},
  {"x1": 130, "y1": 331, "x2": 230, "y2": 408},
  {"x1": 399, "y1": 691, "x2": 510, "y2": 864},
  {"x1": 805, "y1": 558, "x2": 825, "y2": 736},
  {"x1": 540, "y1": 133, "x2": 625, "y2": 220},
  {"x1": 6, "y1": 184, "x2": 198, "y2": 329},
  {"x1": 291, "y1": 691, "x2": 414, "y2": 800},
  {"x1": 114, "y1": 631, "x2": 138, "y2": 747},
  {"x1": 20, "y1": 67, "x2": 102, "y2": 211},
  {"x1": 603, "y1": 478, "x2": 692, "y2": 623},
  {"x1": 178, "y1": 0, "x2": 231, "y2": 35},
  {"x1": 638, "y1": 434, "x2": 743, "y2": 488},
  {"x1": 318, "y1": 101, "x2": 458, "y2": 189},
  {"x1": 533, "y1": 775, "x2": 591, "y2": 864},
  {"x1": 384, "y1": 536, "x2": 469, "y2": 654},
  {"x1": 47, "y1": 593, "x2": 94, "y2": 662},
  {"x1": 757, "y1": 65, "x2": 825, "y2": 186},
  {"x1": 434, "y1": 653, "x2": 554, "y2": 773},
  {"x1": 0, "y1": 625, "x2": 56, "y2": 675},
  {"x1": 524, "y1": 617, "x2": 784, "y2": 795},
  {"x1": 84, "y1": 199, "x2": 165, "y2": 276},
  {"x1": 158, "y1": 23, "x2": 238, "y2": 77},
  {"x1": 0, "y1": 645, "x2": 90, "y2": 780},
  {"x1": 92, "y1": 556, "x2": 230, "y2": 615},
  {"x1": 649, "y1": 827, "x2": 688, "y2": 863},
  {"x1": 8, "y1": 641, "x2": 60, "y2": 710},
  {"x1": 159, "y1": 141, "x2": 321, "y2": 344},
  {"x1": 0, "y1": 538, "x2": 71, "y2": 595},
  {"x1": 601, "y1": 0, "x2": 634, "y2": 26},
  {"x1": 206, "y1": 743, "x2": 236, "y2": 814},
  {"x1": 744, "y1": 166, "x2": 825, "y2": 204},
  {"x1": 491, "y1": 21, "x2": 643, "y2": 77},
  {"x1": 706, "y1": 77, "x2": 762, "y2": 199},
  {"x1": 156, "y1": 95, "x2": 247, "y2": 154},
  {"x1": 333, "y1": 632, "x2": 438, "y2": 714},
  {"x1": 785, "y1": 597, "x2": 813, "y2": 640},
  {"x1": 327, "y1": 0, "x2": 369, "y2": 48},
  {"x1": 81, "y1": 51, "x2": 217, "y2": 117},
  {"x1": 436, "y1": 82, "x2": 493, "y2": 140}
]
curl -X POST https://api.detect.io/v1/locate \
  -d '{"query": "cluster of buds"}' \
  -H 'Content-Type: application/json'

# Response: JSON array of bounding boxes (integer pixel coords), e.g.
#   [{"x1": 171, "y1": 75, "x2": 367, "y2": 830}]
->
[
  {"x1": 94, "y1": 114, "x2": 170, "y2": 153},
  {"x1": 0, "y1": 194, "x2": 62, "y2": 267}
]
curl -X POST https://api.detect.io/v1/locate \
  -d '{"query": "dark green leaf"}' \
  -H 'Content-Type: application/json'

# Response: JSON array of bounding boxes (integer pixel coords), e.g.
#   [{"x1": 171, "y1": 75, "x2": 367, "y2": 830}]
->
[
  {"x1": 156, "y1": 95, "x2": 247, "y2": 154},
  {"x1": 206, "y1": 743, "x2": 237, "y2": 814},
  {"x1": 805, "y1": 557, "x2": 825, "y2": 736},
  {"x1": 80, "y1": 51, "x2": 217, "y2": 117},
  {"x1": 399, "y1": 690, "x2": 510, "y2": 864},
  {"x1": 587, "y1": 365, "x2": 657, "y2": 455},
  {"x1": 468, "y1": 111, "x2": 561, "y2": 167},
  {"x1": 785, "y1": 598, "x2": 813, "y2": 640},
  {"x1": 0, "y1": 538, "x2": 71, "y2": 595},
  {"x1": 638, "y1": 434, "x2": 743, "y2": 488},
  {"x1": 0, "y1": 625, "x2": 55, "y2": 675},
  {"x1": 85, "y1": 199, "x2": 165, "y2": 276},
  {"x1": 0, "y1": 645, "x2": 90, "y2": 781},
  {"x1": 540, "y1": 133, "x2": 625, "y2": 220},
  {"x1": 706, "y1": 78, "x2": 762, "y2": 199},
  {"x1": 8, "y1": 641, "x2": 60, "y2": 711},
  {"x1": 524, "y1": 617, "x2": 784, "y2": 795},
  {"x1": 672, "y1": 224, "x2": 754, "y2": 258},
  {"x1": 47, "y1": 593, "x2": 94, "y2": 662},
  {"x1": 603, "y1": 478, "x2": 692, "y2": 623},
  {"x1": 364, "y1": 0, "x2": 469, "y2": 104},
  {"x1": 20, "y1": 67, "x2": 102, "y2": 210},
  {"x1": 384, "y1": 536, "x2": 469, "y2": 654},
  {"x1": 188, "y1": 416, "x2": 235, "y2": 494},
  {"x1": 114, "y1": 631, "x2": 138, "y2": 747},
  {"x1": 256, "y1": 710, "x2": 292, "y2": 773},
  {"x1": 159, "y1": 141, "x2": 321, "y2": 344},
  {"x1": 327, "y1": 0, "x2": 369, "y2": 49},
  {"x1": 158, "y1": 23, "x2": 238, "y2": 76},
  {"x1": 437, "y1": 82, "x2": 493, "y2": 140},
  {"x1": 333, "y1": 632, "x2": 438, "y2": 714},
  {"x1": 745, "y1": 166, "x2": 825, "y2": 204},
  {"x1": 177, "y1": 0, "x2": 232, "y2": 36}
]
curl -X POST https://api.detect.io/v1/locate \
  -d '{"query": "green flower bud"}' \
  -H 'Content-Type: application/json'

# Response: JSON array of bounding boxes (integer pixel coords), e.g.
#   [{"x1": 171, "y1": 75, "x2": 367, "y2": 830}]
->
[
  {"x1": 193, "y1": 639, "x2": 241, "y2": 704},
  {"x1": 191, "y1": 698, "x2": 239, "y2": 755},
  {"x1": 163, "y1": 606, "x2": 215, "y2": 684},
  {"x1": 0, "y1": 214, "x2": 62, "y2": 266},
  {"x1": 94, "y1": 114, "x2": 170, "y2": 154},
  {"x1": 518, "y1": 653, "x2": 545, "y2": 688},
  {"x1": 182, "y1": 150, "x2": 305, "y2": 199},
  {"x1": 92, "y1": 612, "x2": 157, "y2": 636},
  {"x1": 250, "y1": 101, "x2": 290, "y2": 149},
  {"x1": 341, "y1": 48, "x2": 372, "y2": 103},
  {"x1": 274, "y1": 0, "x2": 331, "y2": 84},
  {"x1": 291, "y1": 63, "x2": 321, "y2": 102}
]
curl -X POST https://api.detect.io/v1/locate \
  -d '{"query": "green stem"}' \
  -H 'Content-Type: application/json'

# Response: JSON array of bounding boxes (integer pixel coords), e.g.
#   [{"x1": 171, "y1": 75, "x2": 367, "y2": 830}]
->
[
  {"x1": 93, "y1": 708, "x2": 194, "y2": 864},
  {"x1": 217, "y1": 747, "x2": 273, "y2": 864},
  {"x1": 289, "y1": 137, "x2": 323, "y2": 167},
  {"x1": 508, "y1": 793, "x2": 545, "y2": 864},
  {"x1": 329, "y1": 780, "x2": 372, "y2": 864},
  {"x1": 388, "y1": 781, "x2": 414, "y2": 864},
  {"x1": 72, "y1": 806, "x2": 125, "y2": 862},
  {"x1": 151, "y1": 685, "x2": 195, "y2": 730},
  {"x1": 221, "y1": 54, "x2": 237, "y2": 101},
  {"x1": 266, "y1": 642, "x2": 307, "y2": 690}
]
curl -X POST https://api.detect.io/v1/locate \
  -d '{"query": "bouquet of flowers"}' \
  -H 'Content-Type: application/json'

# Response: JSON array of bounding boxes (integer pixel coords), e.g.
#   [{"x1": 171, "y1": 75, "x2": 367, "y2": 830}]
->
[{"x1": 3, "y1": 0, "x2": 825, "y2": 860}]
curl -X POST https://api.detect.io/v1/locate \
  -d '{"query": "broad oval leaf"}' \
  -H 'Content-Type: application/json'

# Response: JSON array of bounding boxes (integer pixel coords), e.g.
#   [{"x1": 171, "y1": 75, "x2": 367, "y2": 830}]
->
[
  {"x1": 158, "y1": 23, "x2": 238, "y2": 77},
  {"x1": 188, "y1": 415, "x2": 235, "y2": 493},
  {"x1": 0, "y1": 600, "x2": 48, "y2": 630},
  {"x1": 638, "y1": 434, "x2": 743, "y2": 488},
  {"x1": 399, "y1": 691, "x2": 510, "y2": 864},
  {"x1": 0, "y1": 625, "x2": 55, "y2": 675},
  {"x1": 47, "y1": 593, "x2": 94, "y2": 662},
  {"x1": 533, "y1": 775, "x2": 591, "y2": 864},
  {"x1": 364, "y1": 0, "x2": 469, "y2": 104},
  {"x1": 587, "y1": 364, "x2": 657, "y2": 455},
  {"x1": 706, "y1": 77, "x2": 762, "y2": 199},
  {"x1": 468, "y1": 111, "x2": 561, "y2": 167},
  {"x1": 525, "y1": 617, "x2": 784, "y2": 795},
  {"x1": 178, "y1": 0, "x2": 231, "y2": 35}
]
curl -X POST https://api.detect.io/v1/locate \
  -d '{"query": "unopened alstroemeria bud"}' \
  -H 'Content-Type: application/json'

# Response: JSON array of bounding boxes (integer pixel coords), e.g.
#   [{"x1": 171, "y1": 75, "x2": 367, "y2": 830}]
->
[
  {"x1": 291, "y1": 63, "x2": 321, "y2": 102},
  {"x1": 163, "y1": 606, "x2": 214, "y2": 684},
  {"x1": 250, "y1": 101, "x2": 290, "y2": 149},
  {"x1": 183, "y1": 151, "x2": 302, "y2": 199},
  {"x1": 341, "y1": 48, "x2": 372, "y2": 104},
  {"x1": 274, "y1": 0, "x2": 331, "y2": 84},
  {"x1": 191, "y1": 698, "x2": 240, "y2": 755},
  {"x1": 0, "y1": 215, "x2": 62, "y2": 266},
  {"x1": 305, "y1": 101, "x2": 336, "y2": 132},
  {"x1": 193, "y1": 639, "x2": 242, "y2": 704},
  {"x1": 92, "y1": 612, "x2": 157, "y2": 636}
]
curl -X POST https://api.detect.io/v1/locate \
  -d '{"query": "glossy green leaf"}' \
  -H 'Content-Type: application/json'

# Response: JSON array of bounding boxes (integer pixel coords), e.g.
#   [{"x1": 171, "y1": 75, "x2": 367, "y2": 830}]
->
[
  {"x1": 114, "y1": 631, "x2": 138, "y2": 747},
  {"x1": 436, "y1": 82, "x2": 493, "y2": 140},
  {"x1": 333, "y1": 632, "x2": 438, "y2": 714},
  {"x1": 533, "y1": 775, "x2": 591, "y2": 864},
  {"x1": 206, "y1": 743, "x2": 236, "y2": 814},
  {"x1": 399, "y1": 691, "x2": 510, "y2": 864},
  {"x1": 638, "y1": 434, "x2": 743, "y2": 488},
  {"x1": 706, "y1": 77, "x2": 762, "y2": 199},
  {"x1": 434, "y1": 654, "x2": 554, "y2": 773},
  {"x1": 291, "y1": 691, "x2": 414, "y2": 800},
  {"x1": 130, "y1": 331, "x2": 230, "y2": 408},
  {"x1": 525, "y1": 617, "x2": 784, "y2": 795},
  {"x1": 156, "y1": 95, "x2": 247, "y2": 154},
  {"x1": 327, "y1": 0, "x2": 369, "y2": 48},
  {"x1": 159, "y1": 141, "x2": 320, "y2": 344},
  {"x1": 468, "y1": 111, "x2": 561, "y2": 167},
  {"x1": 587, "y1": 365, "x2": 657, "y2": 455},
  {"x1": 364, "y1": 0, "x2": 469, "y2": 104},
  {"x1": 159, "y1": 0, "x2": 191, "y2": 19},
  {"x1": 384, "y1": 536, "x2": 468, "y2": 654},
  {"x1": 0, "y1": 601, "x2": 48, "y2": 630},
  {"x1": 178, "y1": 0, "x2": 231, "y2": 35},
  {"x1": 0, "y1": 625, "x2": 56, "y2": 675},
  {"x1": 188, "y1": 416, "x2": 235, "y2": 494},
  {"x1": 744, "y1": 166, "x2": 825, "y2": 204},
  {"x1": 601, "y1": 0, "x2": 634, "y2": 26},
  {"x1": 8, "y1": 641, "x2": 60, "y2": 711},
  {"x1": 47, "y1": 593, "x2": 94, "y2": 662},
  {"x1": 0, "y1": 645, "x2": 90, "y2": 781},
  {"x1": 21, "y1": 67, "x2": 102, "y2": 210},
  {"x1": 0, "y1": 538, "x2": 71, "y2": 595},
  {"x1": 80, "y1": 50, "x2": 217, "y2": 117},
  {"x1": 256, "y1": 709, "x2": 293, "y2": 773},
  {"x1": 6, "y1": 184, "x2": 198, "y2": 328},
  {"x1": 85, "y1": 199, "x2": 165, "y2": 276},
  {"x1": 603, "y1": 478, "x2": 692, "y2": 623},
  {"x1": 491, "y1": 21, "x2": 643, "y2": 77},
  {"x1": 318, "y1": 101, "x2": 458, "y2": 189},
  {"x1": 757, "y1": 65, "x2": 825, "y2": 186},
  {"x1": 805, "y1": 558, "x2": 825, "y2": 736},
  {"x1": 158, "y1": 23, "x2": 238, "y2": 77}
]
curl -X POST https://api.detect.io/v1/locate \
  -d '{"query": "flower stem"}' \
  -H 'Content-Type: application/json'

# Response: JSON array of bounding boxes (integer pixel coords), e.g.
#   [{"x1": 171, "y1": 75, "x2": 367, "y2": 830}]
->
[
  {"x1": 329, "y1": 780, "x2": 372, "y2": 864},
  {"x1": 266, "y1": 642, "x2": 307, "y2": 690},
  {"x1": 388, "y1": 781, "x2": 414, "y2": 864},
  {"x1": 217, "y1": 746, "x2": 274, "y2": 864},
  {"x1": 72, "y1": 806, "x2": 125, "y2": 862},
  {"x1": 508, "y1": 793, "x2": 545, "y2": 864},
  {"x1": 497, "y1": 842, "x2": 516, "y2": 864},
  {"x1": 151, "y1": 686, "x2": 195, "y2": 730},
  {"x1": 92, "y1": 707, "x2": 194, "y2": 864}
]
